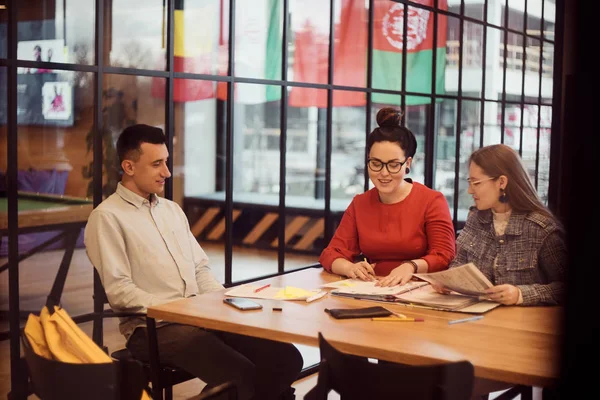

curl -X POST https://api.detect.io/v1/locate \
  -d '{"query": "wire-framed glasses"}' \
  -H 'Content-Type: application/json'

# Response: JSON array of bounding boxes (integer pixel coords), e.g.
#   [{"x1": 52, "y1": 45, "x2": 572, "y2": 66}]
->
[{"x1": 467, "y1": 176, "x2": 497, "y2": 188}]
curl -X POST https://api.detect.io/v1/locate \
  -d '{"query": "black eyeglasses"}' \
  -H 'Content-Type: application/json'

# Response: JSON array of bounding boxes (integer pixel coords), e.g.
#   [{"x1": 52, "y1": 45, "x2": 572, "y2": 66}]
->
[{"x1": 367, "y1": 158, "x2": 407, "y2": 174}]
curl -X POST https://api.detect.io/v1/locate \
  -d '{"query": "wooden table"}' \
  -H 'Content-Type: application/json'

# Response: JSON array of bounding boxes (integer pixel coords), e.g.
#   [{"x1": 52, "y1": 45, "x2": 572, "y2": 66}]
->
[
  {"x1": 1, "y1": 191, "x2": 93, "y2": 338},
  {"x1": 148, "y1": 267, "x2": 563, "y2": 388},
  {"x1": 0, "y1": 191, "x2": 92, "y2": 231}
]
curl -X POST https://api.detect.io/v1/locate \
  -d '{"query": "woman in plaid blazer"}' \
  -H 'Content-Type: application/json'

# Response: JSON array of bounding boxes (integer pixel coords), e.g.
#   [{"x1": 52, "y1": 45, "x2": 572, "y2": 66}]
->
[{"x1": 449, "y1": 144, "x2": 566, "y2": 306}]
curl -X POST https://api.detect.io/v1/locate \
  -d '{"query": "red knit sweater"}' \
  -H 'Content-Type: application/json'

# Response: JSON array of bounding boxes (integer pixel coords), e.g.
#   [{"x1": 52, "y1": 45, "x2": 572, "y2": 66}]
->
[{"x1": 319, "y1": 183, "x2": 456, "y2": 276}]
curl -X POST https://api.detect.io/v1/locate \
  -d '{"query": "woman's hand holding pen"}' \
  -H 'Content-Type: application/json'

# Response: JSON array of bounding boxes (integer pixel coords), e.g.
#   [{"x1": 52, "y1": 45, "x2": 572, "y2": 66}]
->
[
  {"x1": 345, "y1": 260, "x2": 376, "y2": 281},
  {"x1": 376, "y1": 263, "x2": 414, "y2": 287}
]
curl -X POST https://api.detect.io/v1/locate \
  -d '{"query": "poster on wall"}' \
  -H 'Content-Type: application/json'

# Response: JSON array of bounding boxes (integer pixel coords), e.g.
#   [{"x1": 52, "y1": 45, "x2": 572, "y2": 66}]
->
[
  {"x1": 7, "y1": 39, "x2": 76, "y2": 126},
  {"x1": 17, "y1": 39, "x2": 66, "y2": 74},
  {"x1": 16, "y1": 73, "x2": 74, "y2": 127},
  {"x1": 42, "y1": 81, "x2": 73, "y2": 121}
]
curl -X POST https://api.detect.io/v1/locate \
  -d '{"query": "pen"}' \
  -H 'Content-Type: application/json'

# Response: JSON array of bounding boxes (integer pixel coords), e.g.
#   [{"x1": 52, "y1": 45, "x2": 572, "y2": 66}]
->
[
  {"x1": 364, "y1": 257, "x2": 376, "y2": 281},
  {"x1": 254, "y1": 284, "x2": 271, "y2": 293},
  {"x1": 372, "y1": 317, "x2": 424, "y2": 322},
  {"x1": 448, "y1": 315, "x2": 484, "y2": 325},
  {"x1": 306, "y1": 290, "x2": 327, "y2": 303}
]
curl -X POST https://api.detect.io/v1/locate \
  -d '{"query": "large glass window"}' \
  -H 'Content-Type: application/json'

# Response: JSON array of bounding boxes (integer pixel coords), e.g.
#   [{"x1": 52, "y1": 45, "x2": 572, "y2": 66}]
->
[
  {"x1": 108, "y1": 0, "x2": 164, "y2": 69},
  {"x1": 331, "y1": 103, "x2": 367, "y2": 202},
  {"x1": 17, "y1": 0, "x2": 95, "y2": 66},
  {"x1": 0, "y1": 1, "x2": 563, "y2": 395},
  {"x1": 1, "y1": 0, "x2": 560, "y2": 295},
  {"x1": 232, "y1": 83, "x2": 282, "y2": 280}
]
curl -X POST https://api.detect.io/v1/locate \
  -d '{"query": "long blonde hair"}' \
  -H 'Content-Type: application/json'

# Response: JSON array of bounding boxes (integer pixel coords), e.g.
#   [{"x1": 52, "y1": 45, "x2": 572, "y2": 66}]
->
[{"x1": 469, "y1": 144, "x2": 554, "y2": 219}]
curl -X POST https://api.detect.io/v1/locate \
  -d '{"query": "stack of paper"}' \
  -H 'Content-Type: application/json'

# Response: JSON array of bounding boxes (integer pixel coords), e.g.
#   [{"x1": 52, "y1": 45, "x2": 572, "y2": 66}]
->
[
  {"x1": 323, "y1": 279, "x2": 429, "y2": 301},
  {"x1": 322, "y1": 267, "x2": 500, "y2": 314},
  {"x1": 394, "y1": 285, "x2": 480, "y2": 310}
]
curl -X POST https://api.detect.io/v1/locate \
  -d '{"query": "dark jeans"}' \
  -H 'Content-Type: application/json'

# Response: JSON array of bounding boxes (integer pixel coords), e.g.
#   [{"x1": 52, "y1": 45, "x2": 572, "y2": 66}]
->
[{"x1": 127, "y1": 323, "x2": 303, "y2": 400}]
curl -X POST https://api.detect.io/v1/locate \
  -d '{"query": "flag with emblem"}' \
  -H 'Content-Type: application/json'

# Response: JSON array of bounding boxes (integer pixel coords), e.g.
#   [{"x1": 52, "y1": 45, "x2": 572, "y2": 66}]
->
[{"x1": 372, "y1": 0, "x2": 447, "y2": 105}]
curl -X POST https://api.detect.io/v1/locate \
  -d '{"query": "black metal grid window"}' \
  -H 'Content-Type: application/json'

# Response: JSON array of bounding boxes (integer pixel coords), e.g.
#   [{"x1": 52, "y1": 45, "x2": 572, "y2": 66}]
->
[{"x1": 0, "y1": 1, "x2": 562, "y2": 398}]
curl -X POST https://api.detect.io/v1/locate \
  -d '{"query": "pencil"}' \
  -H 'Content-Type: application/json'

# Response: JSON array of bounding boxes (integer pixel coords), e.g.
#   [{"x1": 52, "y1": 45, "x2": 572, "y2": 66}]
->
[
  {"x1": 372, "y1": 317, "x2": 424, "y2": 322},
  {"x1": 363, "y1": 257, "x2": 376, "y2": 281}
]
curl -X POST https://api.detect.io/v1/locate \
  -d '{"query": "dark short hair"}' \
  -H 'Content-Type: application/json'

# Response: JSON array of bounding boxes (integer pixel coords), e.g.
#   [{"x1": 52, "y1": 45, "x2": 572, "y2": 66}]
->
[
  {"x1": 366, "y1": 107, "x2": 417, "y2": 158},
  {"x1": 116, "y1": 124, "x2": 166, "y2": 164}
]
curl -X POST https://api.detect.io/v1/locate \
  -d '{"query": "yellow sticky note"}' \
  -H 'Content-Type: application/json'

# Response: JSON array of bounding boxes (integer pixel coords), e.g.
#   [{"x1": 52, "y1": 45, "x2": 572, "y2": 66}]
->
[
  {"x1": 274, "y1": 286, "x2": 316, "y2": 299},
  {"x1": 284, "y1": 286, "x2": 314, "y2": 297}
]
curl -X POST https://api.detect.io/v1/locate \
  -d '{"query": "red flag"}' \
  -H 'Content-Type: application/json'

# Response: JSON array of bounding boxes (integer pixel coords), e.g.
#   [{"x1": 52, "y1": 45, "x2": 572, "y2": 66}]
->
[{"x1": 289, "y1": 0, "x2": 367, "y2": 108}]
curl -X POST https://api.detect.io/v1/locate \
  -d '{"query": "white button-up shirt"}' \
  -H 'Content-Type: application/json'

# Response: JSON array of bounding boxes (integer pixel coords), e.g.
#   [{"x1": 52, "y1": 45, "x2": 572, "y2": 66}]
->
[{"x1": 84, "y1": 183, "x2": 224, "y2": 339}]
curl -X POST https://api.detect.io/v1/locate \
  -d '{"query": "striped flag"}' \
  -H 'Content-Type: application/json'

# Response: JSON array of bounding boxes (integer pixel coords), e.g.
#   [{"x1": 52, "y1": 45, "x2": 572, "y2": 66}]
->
[
  {"x1": 151, "y1": 0, "x2": 219, "y2": 102},
  {"x1": 217, "y1": 0, "x2": 282, "y2": 103}
]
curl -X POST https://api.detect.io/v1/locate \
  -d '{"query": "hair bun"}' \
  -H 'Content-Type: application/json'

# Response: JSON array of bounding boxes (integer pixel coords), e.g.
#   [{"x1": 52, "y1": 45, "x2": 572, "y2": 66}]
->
[{"x1": 376, "y1": 107, "x2": 403, "y2": 128}]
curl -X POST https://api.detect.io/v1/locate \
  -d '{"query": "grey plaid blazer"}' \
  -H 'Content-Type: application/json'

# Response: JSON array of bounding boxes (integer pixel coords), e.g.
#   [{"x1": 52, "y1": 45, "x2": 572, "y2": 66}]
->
[{"x1": 449, "y1": 207, "x2": 566, "y2": 306}]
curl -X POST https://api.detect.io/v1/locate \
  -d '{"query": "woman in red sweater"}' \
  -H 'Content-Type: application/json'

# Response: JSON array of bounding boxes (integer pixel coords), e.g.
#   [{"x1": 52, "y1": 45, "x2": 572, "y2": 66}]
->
[{"x1": 319, "y1": 107, "x2": 455, "y2": 287}]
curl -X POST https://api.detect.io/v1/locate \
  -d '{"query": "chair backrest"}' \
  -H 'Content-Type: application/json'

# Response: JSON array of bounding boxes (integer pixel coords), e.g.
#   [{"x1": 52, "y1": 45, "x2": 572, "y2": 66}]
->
[
  {"x1": 92, "y1": 267, "x2": 110, "y2": 346},
  {"x1": 315, "y1": 332, "x2": 474, "y2": 400},
  {"x1": 22, "y1": 334, "x2": 146, "y2": 400}
]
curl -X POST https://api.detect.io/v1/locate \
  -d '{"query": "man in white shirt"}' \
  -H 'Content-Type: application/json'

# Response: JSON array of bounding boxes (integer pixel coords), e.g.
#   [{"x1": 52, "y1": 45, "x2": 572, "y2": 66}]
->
[{"x1": 85, "y1": 124, "x2": 302, "y2": 400}]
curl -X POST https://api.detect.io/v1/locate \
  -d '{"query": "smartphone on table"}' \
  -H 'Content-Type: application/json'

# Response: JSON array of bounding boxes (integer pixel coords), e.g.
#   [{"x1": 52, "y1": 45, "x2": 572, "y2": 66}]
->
[{"x1": 223, "y1": 297, "x2": 263, "y2": 310}]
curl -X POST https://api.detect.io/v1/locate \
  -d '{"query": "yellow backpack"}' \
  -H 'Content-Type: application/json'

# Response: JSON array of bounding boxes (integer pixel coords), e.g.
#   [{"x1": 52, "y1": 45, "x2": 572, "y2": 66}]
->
[{"x1": 24, "y1": 305, "x2": 151, "y2": 400}]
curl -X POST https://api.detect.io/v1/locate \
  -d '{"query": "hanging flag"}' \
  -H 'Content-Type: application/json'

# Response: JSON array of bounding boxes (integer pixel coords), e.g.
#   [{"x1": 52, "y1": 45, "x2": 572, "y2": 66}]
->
[
  {"x1": 151, "y1": 0, "x2": 220, "y2": 102},
  {"x1": 217, "y1": 0, "x2": 282, "y2": 103},
  {"x1": 289, "y1": 0, "x2": 367, "y2": 108},
  {"x1": 372, "y1": 0, "x2": 448, "y2": 105}
]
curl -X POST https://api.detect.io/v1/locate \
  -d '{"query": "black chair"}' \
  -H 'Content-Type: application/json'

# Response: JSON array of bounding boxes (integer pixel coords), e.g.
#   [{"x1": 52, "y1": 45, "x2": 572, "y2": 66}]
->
[
  {"x1": 92, "y1": 269, "x2": 237, "y2": 400},
  {"x1": 22, "y1": 333, "x2": 147, "y2": 400},
  {"x1": 485, "y1": 386, "x2": 532, "y2": 400},
  {"x1": 305, "y1": 332, "x2": 475, "y2": 400}
]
